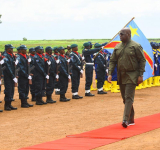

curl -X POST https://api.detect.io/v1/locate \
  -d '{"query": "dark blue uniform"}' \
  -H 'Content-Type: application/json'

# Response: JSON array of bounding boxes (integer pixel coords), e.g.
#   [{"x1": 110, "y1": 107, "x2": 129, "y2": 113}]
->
[
  {"x1": 58, "y1": 54, "x2": 69, "y2": 95},
  {"x1": 34, "y1": 53, "x2": 47, "y2": 104},
  {"x1": 45, "y1": 53, "x2": 57, "y2": 96},
  {"x1": 82, "y1": 48, "x2": 101, "y2": 93},
  {"x1": 70, "y1": 51, "x2": 82, "y2": 94}
]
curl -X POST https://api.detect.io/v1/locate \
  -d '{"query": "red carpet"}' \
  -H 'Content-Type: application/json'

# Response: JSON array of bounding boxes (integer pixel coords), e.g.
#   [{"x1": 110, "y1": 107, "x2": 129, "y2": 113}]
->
[{"x1": 18, "y1": 113, "x2": 160, "y2": 150}]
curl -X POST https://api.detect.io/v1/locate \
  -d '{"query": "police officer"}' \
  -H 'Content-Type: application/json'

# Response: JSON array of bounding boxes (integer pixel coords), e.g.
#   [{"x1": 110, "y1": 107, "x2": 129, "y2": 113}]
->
[
  {"x1": 70, "y1": 44, "x2": 83, "y2": 99},
  {"x1": 45, "y1": 46, "x2": 57, "y2": 103},
  {"x1": 94, "y1": 43, "x2": 107, "y2": 94},
  {"x1": 29, "y1": 47, "x2": 36, "y2": 101},
  {"x1": 17, "y1": 45, "x2": 33, "y2": 108},
  {"x1": 42, "y1": 46, "x2": 46, "y2": 97},
  {"x1": 53, "y1": 47, "x2": 61, "y2": 95},
  {"x1": 108, "y1": 28, "x2": 146, "y2": 128},
  {"x1": 34, "y1": 46, "x2": 48, "y2": 105},
  {"x1": 58, "y1": 47, "x2": 71, "y2": 102},
  {"x1": 82, "y1": 42, "x2": 102, "y2": 96},
  {"x1": 3, "y1": 44, "x2": 17, "y2": 111}
]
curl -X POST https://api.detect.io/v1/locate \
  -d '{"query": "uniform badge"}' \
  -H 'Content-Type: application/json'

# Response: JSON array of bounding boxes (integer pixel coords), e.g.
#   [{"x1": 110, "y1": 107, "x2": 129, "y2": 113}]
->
[{"x1": 36, "y1": 60, "x2": 39, "y2": 62}]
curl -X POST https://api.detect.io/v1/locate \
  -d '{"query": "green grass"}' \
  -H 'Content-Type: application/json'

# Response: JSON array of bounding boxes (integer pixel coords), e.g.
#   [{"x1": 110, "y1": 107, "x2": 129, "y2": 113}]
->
[{"x1": 0, "y1": 39, "x2": 159, "y2": 53}]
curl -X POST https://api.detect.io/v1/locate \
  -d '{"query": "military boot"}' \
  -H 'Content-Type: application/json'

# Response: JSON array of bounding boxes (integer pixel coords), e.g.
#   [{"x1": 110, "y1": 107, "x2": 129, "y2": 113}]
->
[
  {"x1": 60, "y1": 94, "x2": 70, "y2": 102},
  {"x1": 31, "y1": 94, "x2": 36, "y2": 101},
  {"x1": 36, "y1": 96, "x2": 43, "y2": 105},
  {"x1": 46, "y1": 95, "x2": 56, "y2": 103},
  {"x1": 4, "y1": 101, "x2": 11, "y2": 111},
  {"x1": 21, "y1": 98, "x2": 29, "y2": 108},
  {"x1": 25, "y1": 99, "x2": 33, "y2": 107},
  {"x1": 9, "y1": 101, "x2": 17, "y2": 110}
]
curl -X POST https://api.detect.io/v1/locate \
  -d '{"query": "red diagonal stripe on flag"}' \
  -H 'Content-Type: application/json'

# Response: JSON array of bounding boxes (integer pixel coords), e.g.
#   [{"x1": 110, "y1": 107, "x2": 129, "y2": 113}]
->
[{"x1": 104, "y1": 41, "x2": 121, "y2": 49}]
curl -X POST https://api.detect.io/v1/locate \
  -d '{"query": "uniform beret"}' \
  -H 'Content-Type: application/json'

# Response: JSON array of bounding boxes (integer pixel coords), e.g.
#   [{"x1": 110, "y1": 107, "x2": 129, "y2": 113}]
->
[
  {"x1": 17, "y1": 46, "x2": 20, "y2": 51},
  {"x1": 35, "y1": 46, "x2": 43, "y2": 51},
  {"x1": 29, "y1": 47, "x2": 35, "y2": 53},
  {"x1": 5, "y1": 44, "x2": 15, "y2": 50},
  {"x1": 53, "y1": 47, "x2": 58, "y2": 51},
  {"x1": 83, "y1": 42, "x2": 90, "y2": 47},
  {"x1": 45, "y1": 46, "x2": 53, "y2": 52},
  {"x1": 88, "y1": 41, "x2": 93, "y2": 45},
  {"x1": 94, "y1": 43, "x2": 102, "y2": 48},
  {"x1": 71, "y1": 44, "x2": 78, "y2": 48},
  {"x1": 19, "y1": 45, "x2": 27, "y2": 50},
  {"x1": 58, "y1": 46, "x2": 65, "y2": 52}
]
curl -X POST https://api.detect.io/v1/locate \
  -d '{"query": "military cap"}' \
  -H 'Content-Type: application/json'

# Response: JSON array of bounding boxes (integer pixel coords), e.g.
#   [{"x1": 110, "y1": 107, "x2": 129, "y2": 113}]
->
[
  {"x1": 83, "y1": 42, "x2": 90, "y2": 47},
  {"x1": 88, "y1": 41, "x2": 93, "y2": 45},
  {"x1": 71, "y1": 44, "x2": 78, "y2": 49},
  {"x1": 29, "y1": 47, "x2": 35, "y2": 53},
  {"x1": 53, "y1": 47, "x2": 58, "y2": 51},
  {"x1": 35, "y1": 46, "x2": 43, "y2": 51},
  {"x1": 94, "y1": 43, "x2": 102, "y2": 48},
  {"x1": 57, "y1": 46, "x2": 65, "y2": 52},
  {"x1": 5, "y1": 44, "x2": 15, "y2": 50},
  {"x1": 45, "y1": 46, "x2": 53, "y2": 52},
  {"x1": 17, "y1": 46, "x2": 20, "y2": 51},
  {"x1": 19, "y1": 45, "x2": 27, "y2": 50}
]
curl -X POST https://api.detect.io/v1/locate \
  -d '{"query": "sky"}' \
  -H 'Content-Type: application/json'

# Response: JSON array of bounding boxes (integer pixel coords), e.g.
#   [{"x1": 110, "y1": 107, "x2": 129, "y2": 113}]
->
[{"x1": 0, "y1": 0, "x2": 160, "y2": 41}]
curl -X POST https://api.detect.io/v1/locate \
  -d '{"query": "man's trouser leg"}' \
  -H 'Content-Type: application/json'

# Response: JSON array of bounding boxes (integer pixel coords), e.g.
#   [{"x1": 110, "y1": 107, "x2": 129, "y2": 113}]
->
[
  {"x1": 85, "y1": 65, "x2": 93, "y2": 90},
  {"x1": 120, "y1": 84, "x2": 136, "y2": 121}
]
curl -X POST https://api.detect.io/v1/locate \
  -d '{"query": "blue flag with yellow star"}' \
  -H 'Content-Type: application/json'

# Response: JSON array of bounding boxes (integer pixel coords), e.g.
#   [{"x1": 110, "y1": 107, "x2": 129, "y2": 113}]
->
[{"x1": 104, "y1": 20, "x2": 154, "y2": 81}]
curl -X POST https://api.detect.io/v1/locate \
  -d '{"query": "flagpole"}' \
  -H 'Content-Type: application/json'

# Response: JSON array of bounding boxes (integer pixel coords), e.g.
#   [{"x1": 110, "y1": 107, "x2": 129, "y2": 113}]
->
[{"x1": 93, "y1": 17, "x2": 135, "y2": 59}]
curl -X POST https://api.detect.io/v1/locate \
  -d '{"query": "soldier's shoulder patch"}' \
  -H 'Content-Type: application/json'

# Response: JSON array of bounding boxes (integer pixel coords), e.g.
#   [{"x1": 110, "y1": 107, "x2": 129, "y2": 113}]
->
[{"x1": 36, "y1": 59, "x2": 39, "y2": 62}]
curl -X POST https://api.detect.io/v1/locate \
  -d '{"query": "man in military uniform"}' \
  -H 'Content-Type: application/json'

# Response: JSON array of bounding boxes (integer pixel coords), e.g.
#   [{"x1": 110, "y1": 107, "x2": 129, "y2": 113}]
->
[
  {"x1": 42, "y1": 46, "x2": 46, "y2": 97},
  {"x1": 29, "y1": 47, "x2": 36, "y2": 101},
  {"x1": 65, "y1": 45, "x2": 71, "y2": 58},
  {"x1": 108, "y1": 28, "x2": 146, "y2": 128},
  {"x1": 3, "y1": 44, "x2": 17, "y2": 111},
  {"x1": 94, "y1": 43, "x2": 107, "y2": 94},
  {"x1": 17, "y1": 45, "x2": 33, "y2": 108},
  {"x1": 45, "y1": 46, "x2": 57, "y2": 103},
  {"x1": 53, "y1": 47, "x2": 61, "y2": 95},
  {"x1": 58, "y1": 47, "x2": 71, "y2": 102},
  {"x1": 82, "y1": 42, "x2": 102, "y2": 96},
  {"x1": 34, "y1": 46, "x2": 48, "y2": 105},
  {"x1": 70, "y1": 44, "x2": 83, "y2": 99}
]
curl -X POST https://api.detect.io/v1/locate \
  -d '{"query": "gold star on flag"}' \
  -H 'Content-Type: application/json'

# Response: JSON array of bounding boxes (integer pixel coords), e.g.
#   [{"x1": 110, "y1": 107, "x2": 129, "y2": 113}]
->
[{"x1": 129, "y1": 25, "x2": 139, "y2": 38}]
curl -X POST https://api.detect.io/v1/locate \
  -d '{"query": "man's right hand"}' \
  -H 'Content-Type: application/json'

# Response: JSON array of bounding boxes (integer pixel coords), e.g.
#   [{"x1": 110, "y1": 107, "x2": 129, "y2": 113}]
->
[
  {"x1": 13, "y1": 77, "x2": 18, "y2": 83},
  {"x1": 108, "y1": 75, "x2": 112, "y2": 83}
]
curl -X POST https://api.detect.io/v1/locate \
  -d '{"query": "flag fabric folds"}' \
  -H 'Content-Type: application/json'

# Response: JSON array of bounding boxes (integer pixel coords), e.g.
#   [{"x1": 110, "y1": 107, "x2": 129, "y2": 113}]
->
[{"x1": 104, "y1": 20, "x2": 154, "y2": 81}]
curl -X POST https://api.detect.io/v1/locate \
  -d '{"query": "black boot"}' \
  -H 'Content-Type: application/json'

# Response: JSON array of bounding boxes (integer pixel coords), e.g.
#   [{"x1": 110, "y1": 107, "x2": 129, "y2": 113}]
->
[
  {"x1": 0, "y1": 109, "x2": 3, "y2": 112},
  {"x1": 60, "y1": 94, "x2": 70, "y2": 102},
  {"x1": 25, "y1": 99, "x2": 33, "y2": 107},
  {"x1": 46, "y1": 95, "x2": 56, "y2": 103},
  {"x1": 0, "y1": 101, "x2": 2, "y2": 103},
  {"x1": 21, "y1": 99, "x2": 29, "y2": 108},
  {"x1": 31, "y1": 94, "x2": 36, "y2": 101},
  {"x1": 4, "y1": 101, "x2": 11, "y2": 111},
  {"x1": 11, "y1": 98, "x2": 15, "y2": 101},
  {"x1": 98, "y1": 90, "x2": 107, "y2": 94},
  {"x1": 55, "y1": 91, "x2": 60, "y2": 95},
  {"x1": 85, "y1": 92, "x2": 95, "y2": 96},
  {"x1": 72, "y1": 95, "x2": 80, "y2": 99},
  {"x1": 36, "y1": 96, "x2": 44, "y2": 105},
  {"x1": 9, "y1": 101, "x2": 17, "y2": 110}
]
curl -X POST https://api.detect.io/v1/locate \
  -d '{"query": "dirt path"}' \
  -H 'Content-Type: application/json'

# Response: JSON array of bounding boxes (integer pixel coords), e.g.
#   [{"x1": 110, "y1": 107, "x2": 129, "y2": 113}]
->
[{"x1": 0, "y1": 75, "x2": 160, "y2": 150}]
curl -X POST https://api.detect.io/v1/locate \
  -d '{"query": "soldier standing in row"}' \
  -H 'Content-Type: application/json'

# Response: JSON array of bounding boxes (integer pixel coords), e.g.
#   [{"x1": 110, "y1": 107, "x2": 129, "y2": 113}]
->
[
  {"x1": 29, "y1": 48, "x2": 36, "y2": 101},
  {"x1": 70, "y1": 44, "x2": 83, "y2": 99},
  {"x1": 94, "y1": 43, "x2": 107, "y2": 94},
  {"x1": 58, "y1": 47, "x2": 71, "y2": 102},
  {"x1": 3, "y1": 44, "x2": 17, "y2": 111},
  {"x1": 17, "y1": 45, "x2": 33, "y2": 108},
  {"x1": 82, "y1": 42, "x2": 102, "y2": 96},
  {"x1": 45, "y1": 46, "x2": 57, "y2": 103},
  {"x1": 34, "y1": 46, "x2": 48, "y2": 105},
  {"x1": 53, "y1": 47, "x2": 61, "y2": 95},
  {"x1": 108, "y1": 28, "x2": 146, "y2": 128},
  {"x1": 65, "y1": 45, "x2": 71, "y2": 58}
]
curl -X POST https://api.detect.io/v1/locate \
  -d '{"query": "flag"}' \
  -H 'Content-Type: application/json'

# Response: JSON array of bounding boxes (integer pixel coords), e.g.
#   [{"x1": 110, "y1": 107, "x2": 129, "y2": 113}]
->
[{"x1": 104, "y1": 20, "x2": 154, "y2": 80}]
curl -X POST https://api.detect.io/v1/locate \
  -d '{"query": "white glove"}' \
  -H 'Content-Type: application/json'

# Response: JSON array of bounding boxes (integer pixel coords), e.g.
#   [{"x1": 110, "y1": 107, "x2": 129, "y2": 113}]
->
[
  {"x1": 28, "y1": 58, "x2": 31, "y2": 62},
  {"x1": 93, "y1": 66, "x2": 95, "y2": 70},
  {"x1": 106, "y1": 69, "x2": 108, "y2": 73},
  {"x1": 0, "y1": 80, "x2": 1, "y2": 85},
  {"x1": 13, "y1": 77, "x2": 18, "y2": 83},
  {"x1": 15, "y1": 59, "x2": 19, "y2": 65},
  {"x1": 67, "y1": 59, "x2": 70, "y2": 63},
  {"x1": 56, "y1": 74, "x2": 59, "y2": 79},
  {"x1": 0, "y1": 59, "x2": 4, "y2": 65},
  {"x1": 106, "y1": 56, "x2": 108, "y2": 60},
  {"x1": 47, "y1": 60, "x2": 51, "y2": 65},
  {"x1": 101, "y1": 46, "x2": 104, "y2": 49},
  {"x1": 68, "y1": 75, "x2": 71, "y2": 79},
  {"x1": 93, "y1": 53, "x2": 97, "y2": 56},
  {"x1": 56, "y1": 59, "x2": 60, "y2": 64},
  {"x1": 155, "y1": 64, "x2": 158, "y2": 68},
  {"x1": 82, "y1": 56, "x2": 85, "y2": 60},
  {"x1": 28, "y1": 75, "x2": 32, "y2": 80},
  {"x1": 46, "y1": 75, "x2": 49, "y2": 79},
  {"x1": 80, "y1": 70, "x2": 83, "y2": 74}
]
